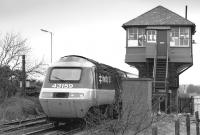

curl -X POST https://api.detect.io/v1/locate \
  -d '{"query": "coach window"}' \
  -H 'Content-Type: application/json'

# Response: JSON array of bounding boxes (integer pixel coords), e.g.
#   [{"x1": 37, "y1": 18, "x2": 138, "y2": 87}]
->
[
  {"x1": 97, "y1": 71, "x2": 114, "y2": 90},
  {"x1": 97, "y1": 72, "x2": 102, "y2": 89}
]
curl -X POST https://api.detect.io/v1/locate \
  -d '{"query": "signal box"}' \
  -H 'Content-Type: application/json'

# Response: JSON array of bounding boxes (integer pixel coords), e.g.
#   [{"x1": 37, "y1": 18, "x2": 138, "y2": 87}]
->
[{"x1": 122, "y1": 6, "x2": 196, "y2": 112}]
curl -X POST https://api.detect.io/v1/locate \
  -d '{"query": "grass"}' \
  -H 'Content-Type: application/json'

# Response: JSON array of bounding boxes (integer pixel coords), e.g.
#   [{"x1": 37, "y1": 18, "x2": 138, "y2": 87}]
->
[
  {"x1": 0, "y1": 96, "x2": 44, "y2": 122},
  {"x1": 83, "y1": 113, "x2": 197, "y2": 135}
]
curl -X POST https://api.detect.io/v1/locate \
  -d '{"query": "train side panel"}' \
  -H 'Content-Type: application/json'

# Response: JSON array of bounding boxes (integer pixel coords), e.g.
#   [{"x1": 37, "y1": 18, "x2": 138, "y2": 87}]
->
[{"x1": 95, "y1": 89, "x2": 115, "y2": 105}]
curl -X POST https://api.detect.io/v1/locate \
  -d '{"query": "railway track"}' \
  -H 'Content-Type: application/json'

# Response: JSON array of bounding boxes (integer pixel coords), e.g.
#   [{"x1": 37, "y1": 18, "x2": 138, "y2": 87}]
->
[
  {"x1": 0, "y1": 116, "x2": 87, "y2": 135},
  {"x1": 26, "y1": 127, "x2": 83, "y2": 135},
  {"x1": 16, "y1": 122, "x2": 84, "y2": 135},
  {"x1": 0, "y1": 115, "x2": 112, "y2": 135},
  {"x1": 0, "y1": 115, "x2": 49, "y2": 135},
  {"x1": 0, "y1": 115, "x2": 46, "y2": 127}
]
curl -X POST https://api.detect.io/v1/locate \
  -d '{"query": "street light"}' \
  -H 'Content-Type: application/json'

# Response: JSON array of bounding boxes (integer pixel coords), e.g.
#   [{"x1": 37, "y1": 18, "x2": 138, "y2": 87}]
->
[{"x1": 40, "y1": 29, "x2": 53, "y2": 63}]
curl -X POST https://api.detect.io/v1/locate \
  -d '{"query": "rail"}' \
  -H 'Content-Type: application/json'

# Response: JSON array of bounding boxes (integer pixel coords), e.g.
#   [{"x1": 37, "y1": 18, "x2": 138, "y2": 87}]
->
[
  {"x1": 21, "y1": 123, "x2": 54, "y2": 135},
  {"x1": 1, "y1": 115, "x2": 46, "y2": 126},
  {"x1": 0, "y1": 116, "x2": 48, "y2": 134}
]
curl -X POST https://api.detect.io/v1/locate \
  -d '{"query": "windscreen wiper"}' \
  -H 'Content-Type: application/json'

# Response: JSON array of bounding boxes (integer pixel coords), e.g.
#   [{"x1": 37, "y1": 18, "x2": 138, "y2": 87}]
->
[{"x1": 53, "y1": 76, "x2": 66, "y2": 82}]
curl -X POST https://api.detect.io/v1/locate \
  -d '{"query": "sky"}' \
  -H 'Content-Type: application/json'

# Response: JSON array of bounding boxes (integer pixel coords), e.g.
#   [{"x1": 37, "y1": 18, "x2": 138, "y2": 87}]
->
[{"x1": 0, "y1": 0, "x2": 199, "y2": 85}]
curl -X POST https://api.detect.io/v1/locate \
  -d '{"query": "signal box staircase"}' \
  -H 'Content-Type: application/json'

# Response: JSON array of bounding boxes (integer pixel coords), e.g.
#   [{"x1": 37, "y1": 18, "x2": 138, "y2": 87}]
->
[
  {"x1": 154, "y1": 59, "x2": 168, "y2": 93},
  {"x1": 153, "y1": 56, "x2": 169, "y2": 112}
]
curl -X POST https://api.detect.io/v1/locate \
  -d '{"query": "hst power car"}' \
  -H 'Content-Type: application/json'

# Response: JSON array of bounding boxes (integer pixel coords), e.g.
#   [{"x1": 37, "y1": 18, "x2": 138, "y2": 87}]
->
[{"x1": 39, "y1": 55, "x2": 127, "y2": 123}]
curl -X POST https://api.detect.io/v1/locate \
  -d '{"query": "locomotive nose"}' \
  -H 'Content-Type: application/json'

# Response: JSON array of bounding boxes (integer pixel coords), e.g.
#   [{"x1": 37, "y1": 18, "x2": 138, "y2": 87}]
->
[
  {"x1": 40, "y1": 98, "x2": 92, "y2": 118},
  {"x1": 39, "y1": 88, "x2": 95, "y2": 118}
]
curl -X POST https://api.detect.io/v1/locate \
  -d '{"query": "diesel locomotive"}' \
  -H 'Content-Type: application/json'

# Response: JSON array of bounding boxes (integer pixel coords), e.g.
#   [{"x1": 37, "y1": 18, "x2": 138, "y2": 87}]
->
[{"x1": 39, "y1": 55, "x2": 128, "y2": 123}]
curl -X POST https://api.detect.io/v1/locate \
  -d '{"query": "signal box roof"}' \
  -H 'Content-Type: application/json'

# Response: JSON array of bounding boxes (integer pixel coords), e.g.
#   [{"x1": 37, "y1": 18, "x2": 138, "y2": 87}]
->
[{"x1": 122, "y1": 6, "x2": 196, "y2": 34}]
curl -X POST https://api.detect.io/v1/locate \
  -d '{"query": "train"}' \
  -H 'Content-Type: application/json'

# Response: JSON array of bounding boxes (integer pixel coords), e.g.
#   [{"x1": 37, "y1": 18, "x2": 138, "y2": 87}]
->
[{"x1": 39, "y1": 55, "x2": 130, "y2": 124}]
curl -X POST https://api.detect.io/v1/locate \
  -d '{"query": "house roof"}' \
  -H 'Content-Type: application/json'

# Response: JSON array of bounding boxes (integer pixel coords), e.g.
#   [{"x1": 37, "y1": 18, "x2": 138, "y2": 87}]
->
[{"x1": 122, "y1": 6, "x2": 196, "y2": 34}]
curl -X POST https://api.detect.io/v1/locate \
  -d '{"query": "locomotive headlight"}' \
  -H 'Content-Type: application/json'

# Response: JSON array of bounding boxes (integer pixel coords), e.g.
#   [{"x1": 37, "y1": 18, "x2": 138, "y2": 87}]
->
[
  {"x1": 69, "y1": 93, "x2": 84, "y2": 98},
  {"x1": 41, "y1": 92, "x2": 53, "y2": 98}
]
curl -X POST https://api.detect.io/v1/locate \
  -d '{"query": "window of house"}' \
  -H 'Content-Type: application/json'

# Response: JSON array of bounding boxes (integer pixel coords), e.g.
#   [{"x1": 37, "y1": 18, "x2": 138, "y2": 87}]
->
[
  {"x1": 128, "y1": 28, "x2": 146, "y2": 47},
  {"x1": 170, "y1": 27, "x2": 190, "y2": 46},
  {"x1": 147, "y1": 30, "x2": 157, "y2": 43}
]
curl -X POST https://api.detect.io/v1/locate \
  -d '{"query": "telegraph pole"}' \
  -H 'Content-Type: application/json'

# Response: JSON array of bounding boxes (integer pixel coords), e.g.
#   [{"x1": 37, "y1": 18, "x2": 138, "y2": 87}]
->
[{"x1": 22, "y1": 55, "x2": 26, "y2": 96}]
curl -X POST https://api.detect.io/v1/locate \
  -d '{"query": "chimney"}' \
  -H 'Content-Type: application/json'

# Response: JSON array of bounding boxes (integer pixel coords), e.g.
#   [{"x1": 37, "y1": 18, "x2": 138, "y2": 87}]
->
[{"x1": 185, "y1": 5, "x2": 188, "y2": 19}]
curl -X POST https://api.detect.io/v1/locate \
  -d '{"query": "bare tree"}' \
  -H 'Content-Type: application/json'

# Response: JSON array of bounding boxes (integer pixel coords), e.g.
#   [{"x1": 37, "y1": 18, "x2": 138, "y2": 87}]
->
[
  {"x1": 0, "y1": 33, "x2": 30, "y2": 70},
  {"x1": 83, "y1": 80, "x2": 160, "y2": 135},
  {"x1": 0, "y1": 33, "x2": 46, "y2": 100},
  {"x1": 26, "y1": 58, "x2": 47, "y2": 79},
  {"x1": 0, "y1": 32, "x2": 46, "y2": 77}
]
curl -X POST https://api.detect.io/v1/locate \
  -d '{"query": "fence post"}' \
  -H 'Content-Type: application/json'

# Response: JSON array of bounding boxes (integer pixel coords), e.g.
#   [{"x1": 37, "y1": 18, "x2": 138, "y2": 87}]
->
[
  {"x1": 195, "y1": 111, "x2": 199, "y2": 135},
  {"x1": 175, "y1": 118, "x2": 180, "y2": 135},
  {"x1": 152, "y1": 126, "x2": 158, "y2": 135},
  {"x1": 186, "y1": 114, "x2": 190, "y2": 135}
]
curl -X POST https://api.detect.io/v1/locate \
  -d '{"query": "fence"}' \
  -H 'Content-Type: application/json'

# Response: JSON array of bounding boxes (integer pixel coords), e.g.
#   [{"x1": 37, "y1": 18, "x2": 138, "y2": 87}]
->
[
  {"x1": 194, "y1": 96, "x2": 200, "y2": 116},
  {"x1": 178, "y1": 96, "x2": 194, "y2": 114},
  {"x1": 178, "y1": 96, "x2": 200, "y2": 115},
  {"x1": 152, "y1": 111, "x2": 200, "y2": 135}
]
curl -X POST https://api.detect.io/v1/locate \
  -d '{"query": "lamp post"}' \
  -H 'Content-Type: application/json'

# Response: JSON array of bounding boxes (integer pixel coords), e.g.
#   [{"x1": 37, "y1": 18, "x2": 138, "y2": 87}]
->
[{"x1": 40, "y1": 29, "x2": 53, "y2": 63}]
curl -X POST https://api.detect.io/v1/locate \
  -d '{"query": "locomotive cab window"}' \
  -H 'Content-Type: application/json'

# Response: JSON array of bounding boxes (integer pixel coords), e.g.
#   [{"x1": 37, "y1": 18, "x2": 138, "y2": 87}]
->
[{"x1": 50, "y1": 68, "x2": 82, "y2": 82}]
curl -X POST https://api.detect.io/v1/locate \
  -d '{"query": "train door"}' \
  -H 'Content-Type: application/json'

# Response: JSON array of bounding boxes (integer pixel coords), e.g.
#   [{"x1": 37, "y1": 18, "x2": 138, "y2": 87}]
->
[{"x1": 95, "y1": 69, "x2": 115, "y2": 105}]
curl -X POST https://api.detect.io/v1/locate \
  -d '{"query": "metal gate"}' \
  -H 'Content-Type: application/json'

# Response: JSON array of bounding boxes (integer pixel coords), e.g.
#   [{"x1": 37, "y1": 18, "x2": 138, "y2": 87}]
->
[
  {"x1": 178, "y1": 96, "x2": 194, "y2": 114},
  {"x1": 194, "y1": 96, "x2": 200, "y2": 116}
]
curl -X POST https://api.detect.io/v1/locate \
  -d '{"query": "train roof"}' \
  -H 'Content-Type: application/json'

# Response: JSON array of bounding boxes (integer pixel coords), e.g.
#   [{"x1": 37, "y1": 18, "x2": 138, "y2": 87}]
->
[
  {"x1": 58, "y1": 55, "x2": 115, "y2": 69},
  {"x1": 55, "y1": 55, "x2": 129, "y2": 76},
  {"x1": 49, "y1": 55, "x2": 94, "y2": 67},
  {"x1": 60, "y1": 55, "x2": 100, "y2": 65}
]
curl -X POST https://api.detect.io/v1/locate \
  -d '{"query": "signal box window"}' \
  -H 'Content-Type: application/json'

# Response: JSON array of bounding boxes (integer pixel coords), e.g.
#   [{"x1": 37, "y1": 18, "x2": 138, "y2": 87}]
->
[
  {"x1": 180, "y1": 28, "x2": 189, "y2": 46},
  {"x1": 128, "y1": 28, "x2": 146, "y2": 47},
  {"x1": 147, "y1": 30, "x2": 157, "y2": 43},
  {"x1": 170, "y1": 27, "x2": 190, "y2": 46}
]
